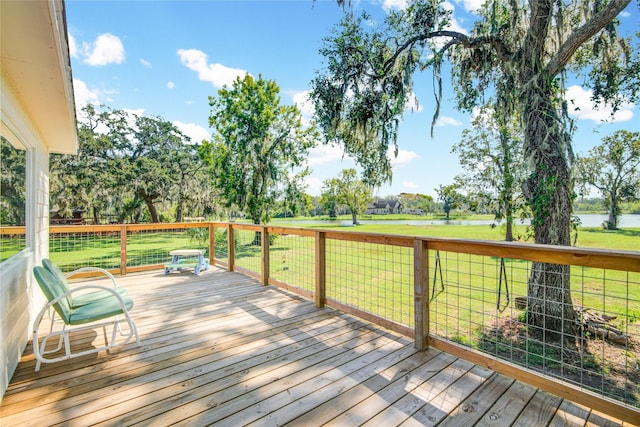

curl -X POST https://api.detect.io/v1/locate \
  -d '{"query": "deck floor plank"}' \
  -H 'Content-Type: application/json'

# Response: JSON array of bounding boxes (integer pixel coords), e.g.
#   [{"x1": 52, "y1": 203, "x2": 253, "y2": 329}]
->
[
  {"x1": 475, "y1": 379, "x2": 538, "y2": 426},
  {"x1": 513, "y1": 389, "x2": 563, "y2": 426},
  {"x1": 1, "y1": 267, "x2": 629, "y2": 427}
]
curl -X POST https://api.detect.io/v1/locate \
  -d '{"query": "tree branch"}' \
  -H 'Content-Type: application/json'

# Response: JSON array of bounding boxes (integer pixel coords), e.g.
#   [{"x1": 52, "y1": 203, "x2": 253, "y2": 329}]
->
[
  {"x1": 547, "y1": 0, "x2": 631, "y2": 76},
  {"x1": 383, "y1": 30, "x2": 514, "y2": 73}
]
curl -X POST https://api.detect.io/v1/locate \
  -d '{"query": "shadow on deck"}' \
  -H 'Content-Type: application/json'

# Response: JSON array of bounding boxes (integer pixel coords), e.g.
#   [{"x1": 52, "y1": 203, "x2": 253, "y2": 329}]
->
[{"x1": 0, "y1": 267, "x2": 630, "y2": 426}]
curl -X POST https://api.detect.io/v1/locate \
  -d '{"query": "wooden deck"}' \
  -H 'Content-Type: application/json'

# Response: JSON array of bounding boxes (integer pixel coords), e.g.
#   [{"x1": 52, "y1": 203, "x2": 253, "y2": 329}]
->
[{"x1": 1, "y1": 267, "x2": 632, "y2": 426}]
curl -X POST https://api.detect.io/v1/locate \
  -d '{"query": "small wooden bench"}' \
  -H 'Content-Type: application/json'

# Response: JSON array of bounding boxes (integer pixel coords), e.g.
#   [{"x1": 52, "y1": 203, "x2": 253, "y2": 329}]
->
[{"x1": 164, "y1": 249, "x2": 208, "y2": 275}]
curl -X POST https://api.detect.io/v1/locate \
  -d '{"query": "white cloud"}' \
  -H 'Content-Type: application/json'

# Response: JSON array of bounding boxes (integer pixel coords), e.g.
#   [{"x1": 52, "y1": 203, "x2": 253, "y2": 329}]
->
[
  {"x1": 73, "y1": 79, "x2": 100, "y2": 111},
  {"x1": 177, "y1": 48, "x2": 248, "y2": 88},
  {"x1": 73, "y1": 79, "x2": 101, "y2": 122},
  {"x1": 293, "y1": 90, "x2": 315, "y2": 120},
  {"x1": 140, "y1": 58, "x2": 152, "y2": 68},
  {"x1": 307, "y1": 143, "x2": 351, "y2": 166},
  {"x1": 382, "y1": 0, "x2": 409, "y2": 12},
  {"x1": 305, "y1": 177, "x2": 323, "y2": 195},
  {"x1": 403, "y1": 181, "x2": 419, "y2": 189},
  {"x1": 82, "y1": 33, "x2": 125, "y2": 66},
  {"x1": 436, "y1": 116, "x2": 462, "y2": 126},
  {"x1": 442, "y1": 2, "x2": 469, "y2": 35},
  {"x1": 405, "y1": 92, "x2": 423, "y2": 112},
  {"x1": 167, "y1": 81, "x2": 175, "y2": 89},
  {"x1": 173, "y1": 121, "x2": 210, "y2": 144},
  {"x1": 388, "y1": 146, "x2": 420, "y2": 167},
  {"x1": 68, "y1": 34, "x2": 78, "y2": 58},
  {"x1": 565, "y1": 85, "x2": 634, "y2": 123},
  {"x1": 72, "y1": 78, "x2": 120, "y2": 117},
  {"x1": 455, "y1": 0, "x2": 484, "y2": 13}
]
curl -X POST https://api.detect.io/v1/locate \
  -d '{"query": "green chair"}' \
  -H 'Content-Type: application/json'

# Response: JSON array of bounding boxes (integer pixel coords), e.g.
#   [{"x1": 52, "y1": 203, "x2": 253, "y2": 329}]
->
[
  {"x1": 42, "y1": 258, "x2": 128, "y2": 307},
  {"x1": 32, "y1": 266, "x2": 140, "y2": 371}
]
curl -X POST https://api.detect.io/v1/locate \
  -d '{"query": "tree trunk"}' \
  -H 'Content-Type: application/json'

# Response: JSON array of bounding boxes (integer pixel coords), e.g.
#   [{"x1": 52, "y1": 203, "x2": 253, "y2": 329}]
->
[
  {"x1": 175, "y1": 196, "x2": 184, "y2": 223},
  {"x1": 521, "y1": 78, "x2": 579, "y2": 344},
  {"x1": 504, "y1": 204, "x2": 514, "y2": 242},
  {"x1": 351, "y1": 211, "x2": 358, "y2": 225},
  {"x1": 607, "y1": 195, "x2": 617, "y2": 229},
  {"x1": 140, "y1": 192, "x2": 160, "y2": 223},
  {"x1": 93, "y1": 207, "x2": 100, "y2": 225}
]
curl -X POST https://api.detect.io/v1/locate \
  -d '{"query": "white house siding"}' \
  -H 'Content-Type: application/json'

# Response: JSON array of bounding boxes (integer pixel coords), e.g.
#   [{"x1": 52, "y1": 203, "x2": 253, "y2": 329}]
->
[
  {"x1": 1, "y1": 0, "x2": 76, "y2": 402},
  {"x1": 0, "y1": 73, "x2": 50, "y2": 404}
]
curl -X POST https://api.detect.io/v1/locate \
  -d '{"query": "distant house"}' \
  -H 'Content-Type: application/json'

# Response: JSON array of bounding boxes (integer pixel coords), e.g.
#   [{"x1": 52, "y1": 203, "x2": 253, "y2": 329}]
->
[
  {"x1": 365, "y1": 199, "x2": 403, "y2": 215},
  {"x1": 404, "y1": 208, "x2": 425, "y2": 216}
]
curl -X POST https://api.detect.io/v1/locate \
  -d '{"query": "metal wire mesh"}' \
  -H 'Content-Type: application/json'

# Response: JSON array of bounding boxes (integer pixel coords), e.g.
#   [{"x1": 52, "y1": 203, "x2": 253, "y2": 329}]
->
[
  {"x1": 233, "y1": 228, "x2": 262, "y2": 274},
  {"x1": 49, "y1": 230, "x2": 121, "y2": 271},
  {"x1": 0, "y1": 228, "x2": 26, "y2": 263},
  {"x1": 268, "y1": 232, "x2": 315, "y2": 293},
  {"x1": 429, "y1": 251, "x2": 640, "y2": 409},
  {"x1": 49, "y1": 226, "x2": 210, "y2": 272},
  {"x1": 129, "y1": 227, "x2": 208, "y2": 268},
  {"x1": 212, "y1": 225, "x2": 228, "y2": 264},
  {"x1": 326, "y1": 239, "x2": 414, "y2": 327}
]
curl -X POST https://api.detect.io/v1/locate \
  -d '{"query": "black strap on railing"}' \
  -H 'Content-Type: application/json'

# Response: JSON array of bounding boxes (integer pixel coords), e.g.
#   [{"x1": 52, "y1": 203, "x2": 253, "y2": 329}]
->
[
  {"x1": 497, "y1": 257, "x2": 510, "y2": 312},
  {"x1": 430, "y1": 250, "x2": 445, "y2": 301}
]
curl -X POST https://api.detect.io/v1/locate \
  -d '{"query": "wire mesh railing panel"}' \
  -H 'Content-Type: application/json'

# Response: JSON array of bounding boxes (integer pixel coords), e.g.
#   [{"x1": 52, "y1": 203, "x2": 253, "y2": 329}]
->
[
  {"x1": 269, "y1": 232, "x2": 315, "y2": 293},
  {"x1": 429, "y1": 250, "x2": 640, "y2": 409},
  {"x1": 49, "y1": 230, "x2": 121, "y2": 271},
  {"x1": 129, "y1": 227, "x2": 209, "y2": 268},
  {"x1": 233, "y1": 228, "x2": 262, "y2": 275},
  {"x1": 212, "y1": 225, "x2": 228, "y2": 264},
  {"x1": 0, "y1": 228, "x2": 26, "y2": 263},
  {"x1": 326, "y1": 239, "x2": 414, "y2": 327}
]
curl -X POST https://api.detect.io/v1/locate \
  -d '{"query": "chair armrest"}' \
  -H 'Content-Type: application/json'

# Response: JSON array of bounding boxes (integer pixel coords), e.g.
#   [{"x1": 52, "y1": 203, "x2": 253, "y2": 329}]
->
[
  {"x1": 45, "y1": 284, "x2": 131, "y2": 312},
  {"x1": 65, "y1": 267, "x2": 119, "y2": 287}
]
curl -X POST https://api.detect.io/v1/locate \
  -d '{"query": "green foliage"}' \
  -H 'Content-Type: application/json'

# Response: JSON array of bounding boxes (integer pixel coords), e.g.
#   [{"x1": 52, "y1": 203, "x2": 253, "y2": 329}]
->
[
  {"x1": 311, "y1": 2, "x2": 444, "y2": 187},
  {"x1": 576, "y1": 130, "x2": 640, "y2": 230},
  {"x1": 204, "y1": 74, "x2": 317, "y2": 225},
  {"x1": 322, "y1": 168, "x2": 373, "y2": 225},
  {"x1": 453, "y1": 104, "x2": 526, "y2": 240},
  {"x1": 399, "y1": 192, "x2": 435, "y2": 214},
  {"x1": 435, "y1": 184, "x2": 464, "y2": 220},
  {"x1": 315, "y1": 0, "x2": 635, "y2": 248},
  {"x1": 0, "y1": 137, "x2": 26, "y2": 226},
  {"x1": 51, "y1": 105, "x2": 207, "y2": 224},
  {"x1": 319, "y1": 177, "x2": 341, "y2": 219}
]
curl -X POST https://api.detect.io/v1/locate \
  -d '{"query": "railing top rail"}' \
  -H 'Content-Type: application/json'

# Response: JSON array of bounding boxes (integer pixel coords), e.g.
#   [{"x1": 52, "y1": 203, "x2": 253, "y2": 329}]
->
[
  {"x1": 0, "y1": 226, "x2": 26, "y2": 234},
  {"x1": 9, "y1": 221, "x2": 639, "y2": 272},
  {"x1": 49, "y1": 224, "x2": 122, "y2": 233},
  {"x1": 425, "y1": 237, "x2": 640, "y2": 272}
]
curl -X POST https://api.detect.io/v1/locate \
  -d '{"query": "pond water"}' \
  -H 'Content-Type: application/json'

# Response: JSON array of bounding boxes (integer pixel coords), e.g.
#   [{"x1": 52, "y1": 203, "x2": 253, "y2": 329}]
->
[{"x1": 281, "y1": 214, "x2": 640, "y2": 228}]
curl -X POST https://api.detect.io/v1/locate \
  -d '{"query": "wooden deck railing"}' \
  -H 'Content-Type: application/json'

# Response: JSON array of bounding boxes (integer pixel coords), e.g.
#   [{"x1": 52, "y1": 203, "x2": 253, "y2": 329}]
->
[{"x1": 1, "y1": 222, "x2": 639, "y2": 423}]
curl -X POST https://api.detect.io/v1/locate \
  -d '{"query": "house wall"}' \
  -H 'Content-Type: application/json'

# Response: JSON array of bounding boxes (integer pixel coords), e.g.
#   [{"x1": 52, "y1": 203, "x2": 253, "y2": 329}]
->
[{"x1": 0, "y1": 72, "x2": 49, "y2": 403}]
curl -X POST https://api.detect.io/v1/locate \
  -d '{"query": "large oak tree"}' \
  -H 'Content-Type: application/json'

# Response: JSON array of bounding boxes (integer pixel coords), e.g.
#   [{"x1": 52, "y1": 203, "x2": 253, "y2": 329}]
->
[{"x1": 312, "y1": 0, "x2": 637, "y2": 344}]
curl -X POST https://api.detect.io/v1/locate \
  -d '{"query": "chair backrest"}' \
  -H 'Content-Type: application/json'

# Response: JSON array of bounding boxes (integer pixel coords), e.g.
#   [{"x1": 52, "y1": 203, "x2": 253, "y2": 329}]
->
[
  {"x1": 42, "y1": 258, "x2": 74, "y2": 306},
  {"x1": 33, "y1": 266, "x2": 72, "y2": 324}
]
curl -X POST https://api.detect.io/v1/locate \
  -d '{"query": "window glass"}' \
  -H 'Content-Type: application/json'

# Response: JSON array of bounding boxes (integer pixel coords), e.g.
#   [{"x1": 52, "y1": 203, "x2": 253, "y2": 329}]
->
[{"x1": 0, "y1": 136, "x2": 27, "y2": 262}]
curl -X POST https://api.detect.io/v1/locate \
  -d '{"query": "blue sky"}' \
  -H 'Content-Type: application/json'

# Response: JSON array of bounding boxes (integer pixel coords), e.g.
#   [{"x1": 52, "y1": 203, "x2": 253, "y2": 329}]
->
[{"x1": 67, "y1": 0, "x2": 639, "y2": 198}]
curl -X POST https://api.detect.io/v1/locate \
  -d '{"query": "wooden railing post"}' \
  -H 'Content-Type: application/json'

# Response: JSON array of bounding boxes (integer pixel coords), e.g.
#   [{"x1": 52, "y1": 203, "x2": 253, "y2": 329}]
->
[
  {"x1": 208, "y1": 223, "x2": 215, "y2": 266},
  {"x1": 120, "y1": 225, "x2": 127, "y2": 276},
  {"x1": 414, "y1": 238, "x2": 429, "y2": 350},
  {"x1": 261, "y1": 226, "x2": 270, "y2": 286},
  {"x1": 227, "y1": 223, "x2": 235, "y2": 272},
  {"x1": 315, "y1": 231, "x2": 326, "y2": 308}
]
